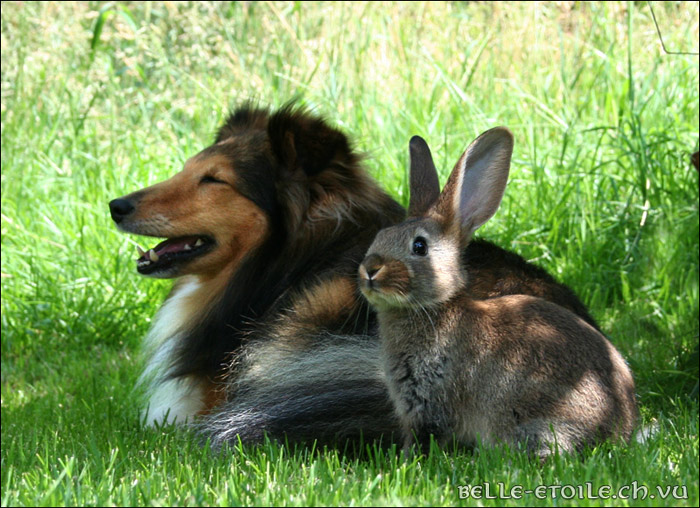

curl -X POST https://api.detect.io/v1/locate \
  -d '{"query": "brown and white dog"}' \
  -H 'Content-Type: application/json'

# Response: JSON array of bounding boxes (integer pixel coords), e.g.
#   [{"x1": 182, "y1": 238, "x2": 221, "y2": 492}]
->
[{"x1": 110, "y1": 104, "x2": 600, "y2": 445}]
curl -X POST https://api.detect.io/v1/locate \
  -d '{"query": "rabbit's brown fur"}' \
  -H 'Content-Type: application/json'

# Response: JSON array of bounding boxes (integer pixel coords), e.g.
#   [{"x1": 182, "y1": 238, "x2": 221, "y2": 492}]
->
[{"x1": 360, "y1": 131, "x2": 638, "y2": 457}]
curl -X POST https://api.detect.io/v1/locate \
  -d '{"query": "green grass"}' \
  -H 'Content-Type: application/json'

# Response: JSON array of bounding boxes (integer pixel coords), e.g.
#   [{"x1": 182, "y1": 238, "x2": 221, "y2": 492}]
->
[{"x1": 1, "y1": 1, "x2": 698, "y2": 506}]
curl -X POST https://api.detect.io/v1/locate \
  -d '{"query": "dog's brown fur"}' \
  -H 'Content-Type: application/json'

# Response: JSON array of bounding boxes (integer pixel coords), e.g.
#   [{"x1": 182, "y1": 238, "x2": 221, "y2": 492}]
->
[{"x1": 110, "y1": 104, "x2": 605, "y2": 444}]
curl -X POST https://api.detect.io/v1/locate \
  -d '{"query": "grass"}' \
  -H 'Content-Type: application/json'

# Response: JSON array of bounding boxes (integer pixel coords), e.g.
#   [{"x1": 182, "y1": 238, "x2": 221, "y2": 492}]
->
[{"x1": 1, "y1": 1, "x2": 698, "y2": 506}]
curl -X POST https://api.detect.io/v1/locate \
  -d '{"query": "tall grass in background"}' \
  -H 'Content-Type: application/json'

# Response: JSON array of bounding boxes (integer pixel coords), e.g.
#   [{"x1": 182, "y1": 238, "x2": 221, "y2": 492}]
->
[{"x1": 1, "y1": 2, "x2": 698, "y2": 506}]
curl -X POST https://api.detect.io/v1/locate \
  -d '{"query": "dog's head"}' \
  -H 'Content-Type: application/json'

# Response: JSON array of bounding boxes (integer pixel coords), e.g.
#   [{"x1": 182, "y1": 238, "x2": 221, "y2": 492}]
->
[{"x1": 109, "y1": 104, "x2": 368, "y2": 279}]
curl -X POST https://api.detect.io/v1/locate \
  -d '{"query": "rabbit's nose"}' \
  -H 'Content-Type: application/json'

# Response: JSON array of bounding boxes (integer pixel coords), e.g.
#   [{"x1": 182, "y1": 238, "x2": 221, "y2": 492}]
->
[
  {"x1": 360, "y1": 254, "x2": 385, "y2": 281},
  {"x1": 366, "y1": 265, "x2": 382, "y2": 279}
]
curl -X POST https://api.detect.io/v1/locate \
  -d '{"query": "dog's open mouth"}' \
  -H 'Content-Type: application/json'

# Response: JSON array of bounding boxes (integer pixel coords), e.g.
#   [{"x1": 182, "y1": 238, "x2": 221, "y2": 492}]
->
[{"x1": 136, "y1": 235, "x2": 214, "y2": 275}]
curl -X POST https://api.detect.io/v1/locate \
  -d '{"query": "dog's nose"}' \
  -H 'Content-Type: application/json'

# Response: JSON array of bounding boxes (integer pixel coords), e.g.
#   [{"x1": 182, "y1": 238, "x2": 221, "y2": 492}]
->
[{"x1": 109, "y1": 198, "x2": 135, "y2": 223}]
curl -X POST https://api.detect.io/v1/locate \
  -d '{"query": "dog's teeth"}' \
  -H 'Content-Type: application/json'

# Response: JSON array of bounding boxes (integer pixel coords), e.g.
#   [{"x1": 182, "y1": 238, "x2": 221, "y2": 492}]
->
[
  {"x1": 148, "y1": 250, "x2": 160, "y2": 262},
  {"x1": 195, "y1": 239, "x2": 203, "y2": 247},
  {"x1": 137, "y1": 246, "x2": 146, "y2": 258},
  {"x1": 184, "y1": 244, "x2": 192, "y2": 251}
]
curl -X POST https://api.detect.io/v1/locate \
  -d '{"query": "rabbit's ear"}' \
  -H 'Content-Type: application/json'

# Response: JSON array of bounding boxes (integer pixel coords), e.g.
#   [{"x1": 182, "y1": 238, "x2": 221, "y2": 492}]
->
[
  {"x1": 433, "y1": 127, "x2": 513, "y2": 242},
  {"x1": 408, "y1": 136, "x2": 441, "y2": 217}
]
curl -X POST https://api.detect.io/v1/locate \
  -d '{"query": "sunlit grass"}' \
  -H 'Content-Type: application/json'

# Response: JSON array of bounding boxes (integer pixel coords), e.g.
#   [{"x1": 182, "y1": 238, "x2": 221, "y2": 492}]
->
[{"x1": 2, "y1": 1, "x2": 698, "y2": 505}]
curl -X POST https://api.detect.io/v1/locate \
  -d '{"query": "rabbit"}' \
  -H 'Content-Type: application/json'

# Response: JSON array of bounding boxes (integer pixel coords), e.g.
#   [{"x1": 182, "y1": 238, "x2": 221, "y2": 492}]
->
[
  {"x1": 409, "y1": 139, "x2": 603, "y2": 332},
  {"x1": 358, "y1": 129, "x2": 638, "y2": 458}
]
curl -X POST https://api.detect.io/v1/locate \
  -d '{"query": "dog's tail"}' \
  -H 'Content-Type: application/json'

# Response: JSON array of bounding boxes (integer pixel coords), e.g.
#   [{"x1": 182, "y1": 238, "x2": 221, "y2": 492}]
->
[{"x1": 200, "y1": 334, "x2": 399, "y2": 447}]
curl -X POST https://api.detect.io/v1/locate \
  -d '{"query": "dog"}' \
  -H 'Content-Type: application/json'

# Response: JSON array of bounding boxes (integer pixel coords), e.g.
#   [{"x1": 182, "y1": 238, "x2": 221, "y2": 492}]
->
[{"x1": 110, "y1": 103, "x2": 600, "y2": 445}]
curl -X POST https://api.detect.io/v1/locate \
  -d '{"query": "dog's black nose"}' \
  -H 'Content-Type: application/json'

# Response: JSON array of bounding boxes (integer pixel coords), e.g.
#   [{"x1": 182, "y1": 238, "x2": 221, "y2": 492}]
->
[{"x1": 109, "y1": 198, "x2": 135, "y2": 223}]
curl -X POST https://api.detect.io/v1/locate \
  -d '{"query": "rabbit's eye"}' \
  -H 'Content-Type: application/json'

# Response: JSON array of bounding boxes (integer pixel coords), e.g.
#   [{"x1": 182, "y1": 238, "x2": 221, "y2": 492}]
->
[{"x1": 412, "y1": 237, "x2": 428, "y2": 256}]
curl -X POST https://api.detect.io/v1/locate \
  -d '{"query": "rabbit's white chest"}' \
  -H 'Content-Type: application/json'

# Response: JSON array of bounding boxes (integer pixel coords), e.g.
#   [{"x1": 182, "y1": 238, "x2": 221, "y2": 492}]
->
[{"x1": 382, "y1": 347, "x2": 450, "y2": 425}]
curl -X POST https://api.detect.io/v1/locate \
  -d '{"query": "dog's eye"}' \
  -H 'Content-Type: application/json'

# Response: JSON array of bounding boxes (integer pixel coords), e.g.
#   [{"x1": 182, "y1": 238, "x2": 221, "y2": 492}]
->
[
  {"x1": 412, "y1": 236, "x2": 428, "y2": 256},
  {"x1": 200, "y1": 175, "x2": 226, "y2": 184}
]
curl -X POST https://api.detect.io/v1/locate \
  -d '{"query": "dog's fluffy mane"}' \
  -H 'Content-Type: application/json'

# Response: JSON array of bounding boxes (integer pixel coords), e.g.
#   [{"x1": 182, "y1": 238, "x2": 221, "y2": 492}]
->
[{"x1": 166, "y1": 104, "x2": 405, "y2": 383}]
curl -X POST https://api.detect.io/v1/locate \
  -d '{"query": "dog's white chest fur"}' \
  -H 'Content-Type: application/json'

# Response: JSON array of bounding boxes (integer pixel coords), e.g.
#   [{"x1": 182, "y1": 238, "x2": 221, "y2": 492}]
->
[{"x1": 139, "y1": 277, "x2": 206, "y2": 426}]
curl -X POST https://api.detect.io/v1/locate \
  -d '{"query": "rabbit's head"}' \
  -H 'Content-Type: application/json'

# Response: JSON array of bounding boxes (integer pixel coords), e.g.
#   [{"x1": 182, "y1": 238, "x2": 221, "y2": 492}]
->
[{"x1": 359, "y1": 128, "x2": 513, "y2": 310}]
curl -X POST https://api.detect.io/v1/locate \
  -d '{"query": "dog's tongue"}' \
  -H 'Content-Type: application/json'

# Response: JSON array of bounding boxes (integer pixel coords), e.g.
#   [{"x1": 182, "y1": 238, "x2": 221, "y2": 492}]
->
[
  {"x1": 137, "y1": 236, "x2": 205, "y2": 261},
  {"x1": 154, "y1": 236, "x2": 201, "y2": 256}
]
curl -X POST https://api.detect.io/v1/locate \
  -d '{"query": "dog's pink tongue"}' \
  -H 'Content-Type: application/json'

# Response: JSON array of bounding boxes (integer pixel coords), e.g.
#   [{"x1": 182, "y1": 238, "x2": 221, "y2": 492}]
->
[{"x1": 154, "y1": 236, "x2": 201, "y2": 256}]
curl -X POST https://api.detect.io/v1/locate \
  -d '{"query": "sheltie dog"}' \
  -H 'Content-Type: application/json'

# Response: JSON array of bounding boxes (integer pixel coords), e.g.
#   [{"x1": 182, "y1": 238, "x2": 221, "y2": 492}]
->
[{"x1": 110, "y1": 104, "x2": 598, "y2": 446}]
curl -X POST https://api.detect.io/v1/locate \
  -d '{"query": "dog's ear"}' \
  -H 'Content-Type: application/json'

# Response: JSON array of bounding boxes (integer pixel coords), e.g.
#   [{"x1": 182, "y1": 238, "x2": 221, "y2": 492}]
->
[
  {"x1": 268, "y1": 105, "x2": 356, "y2": 176},
  {"x1": 215, "y1": 104, "x2": 270, "y2": 143}
]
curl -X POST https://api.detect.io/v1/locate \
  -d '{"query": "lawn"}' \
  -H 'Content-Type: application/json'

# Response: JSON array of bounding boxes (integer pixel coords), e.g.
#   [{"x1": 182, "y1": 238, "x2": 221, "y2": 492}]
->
[{"x1": 1, "y1": 2, "x2": 698, "y2": 506}]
